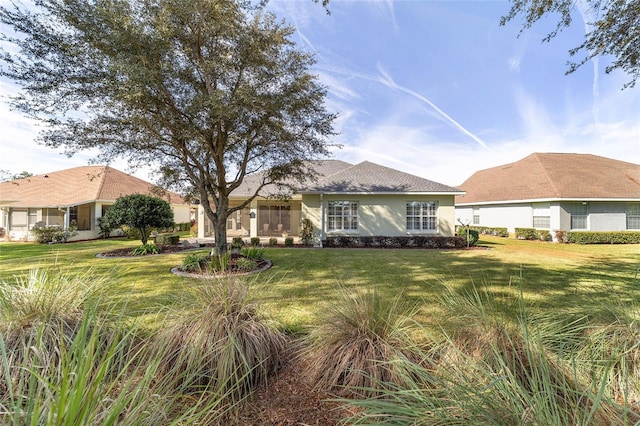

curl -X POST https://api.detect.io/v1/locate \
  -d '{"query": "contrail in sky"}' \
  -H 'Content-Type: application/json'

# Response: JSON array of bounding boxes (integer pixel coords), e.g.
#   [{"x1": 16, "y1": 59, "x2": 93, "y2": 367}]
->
[{"x1": 321, "y1": 64, "x2": 491, "y2": 151}]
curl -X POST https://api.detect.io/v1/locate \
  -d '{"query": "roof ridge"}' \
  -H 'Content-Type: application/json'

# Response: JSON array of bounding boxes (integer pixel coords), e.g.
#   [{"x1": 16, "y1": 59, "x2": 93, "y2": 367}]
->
[
  {"x1": 315, "y1": 160, "x2": 358, "y2": 183},
  {"x1": 531, "y1": 153, "x2": 561, "y2": 198},
  {"x1": 94, "y1": 165, "x2": 109, "y2": 200}
]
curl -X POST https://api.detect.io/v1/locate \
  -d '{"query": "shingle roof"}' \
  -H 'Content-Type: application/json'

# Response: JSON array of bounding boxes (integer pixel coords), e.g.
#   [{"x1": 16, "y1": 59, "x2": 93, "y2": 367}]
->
[
  {"x1": 456, "y1": 153, "x2": 640, "y2": 205},
  {"x1": 302, "y1": 161, "x2": 463, "y2": 193},
  {"x1": 230, "y1": 160, "x2": 354, "y2": 197},
  {"x1": 0, "y1": 165, "x2": 185, "y2": 208}
]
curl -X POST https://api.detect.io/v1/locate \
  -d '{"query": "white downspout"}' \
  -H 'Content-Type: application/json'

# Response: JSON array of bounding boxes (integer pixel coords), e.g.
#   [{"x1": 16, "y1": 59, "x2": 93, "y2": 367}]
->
[{"x1": 319, "y1": 193, "x2": 325, "y2": 246}]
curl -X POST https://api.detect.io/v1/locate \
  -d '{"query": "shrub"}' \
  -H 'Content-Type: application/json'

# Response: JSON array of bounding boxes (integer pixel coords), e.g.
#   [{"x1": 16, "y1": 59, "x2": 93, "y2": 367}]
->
[
  {"x1": 241, "y1": 246, "x2": 265, "y2": 260},
  {"x1": 31, "y1": 224, "x2": 78, "y2": 244},
  {"x1": 467, "y1": 225, "x2": 509, "y2": 237},
  {"x1": 515, "y1": 227, "x2": 539, "y2": 240},
  {"x1": 323, "y1": 235, "x2": 465, "y2": 249},
  {"x1": 284, "y1": 236, "x2": 294, "y2": 247},
  {"x1": 190, "y1": 222, "x2": 198, "y2": 237},
  {"x1": 181, "y1": 252, "x2": 209, "y2": 272},
  {"x1": 155, "y1": 233, "x2": 179, "y2": 245},
  {"x1": 300, "y1": 218, "x2": 314, "y2": 245},
  {"x1": 554, "y1": 229, "x2": 567, "y2": 243},
  {"x1": 303, "y1": 287, "x2": 423, "y2": 398},
  {"x1": 268, "y1": 237, "x2": 278, "y2": 246},
  {"x1": 235, "y1": 257, "x2": 257, "y2": 272},
  {"x1": 209, "y1": 253, "x2": 231, "y2": 272},
  {"x1": 567, "y1": 231, "x2": 640, "y2": 244},
  {"x1": 154, "y1": 276, "x2": 287, "y2": 399},
  {"x1": 538, "y1": 230, "x2": 552, "y2": 241},
  {"x1": 343, "y1": 285, "x2": 634, "y2": 424},
  {"x1": 456, "y1": 228, "x2": 479, "y2": 246},
  {"x1": 250, "y1": 237, "x2": 260, "y2": 247},
  {"x1": 101, "y1": 194, "x2": 174, "y2": 244},
  {"x1": 131, "y1": 243, "x2": 161, "y2": 256}
]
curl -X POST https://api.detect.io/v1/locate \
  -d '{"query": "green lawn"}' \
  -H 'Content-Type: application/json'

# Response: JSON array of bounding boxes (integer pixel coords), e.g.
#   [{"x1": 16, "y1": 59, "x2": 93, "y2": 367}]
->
[{"x1": 1, "y1": 236, "x2": 638, "y2": 331}]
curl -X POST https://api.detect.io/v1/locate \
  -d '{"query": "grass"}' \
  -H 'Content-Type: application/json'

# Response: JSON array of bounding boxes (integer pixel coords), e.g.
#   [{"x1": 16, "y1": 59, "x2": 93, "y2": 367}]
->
[
  {"x1": 0, "y1": 236, "x2": 638, "y2": 331},
  {"x1": 1, "y1": 237, "x2": 638, "y2": 424}
]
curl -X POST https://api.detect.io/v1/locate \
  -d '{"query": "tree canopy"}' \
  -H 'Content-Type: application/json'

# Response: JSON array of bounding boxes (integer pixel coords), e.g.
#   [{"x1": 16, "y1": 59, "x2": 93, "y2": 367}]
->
[
  {"x1": 501, "y1": 0, "x2": 640, "y2": 88},
  {"x1": 100, "y1": 194, "x2": 174, "y2": 245},
  {"x1": 0, "y1": 0, "x2": 336, "y2": 252}
]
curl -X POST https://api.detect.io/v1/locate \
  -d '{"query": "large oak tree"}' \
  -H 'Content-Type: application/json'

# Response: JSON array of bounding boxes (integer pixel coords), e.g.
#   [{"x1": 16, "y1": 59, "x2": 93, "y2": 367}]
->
[
  {"x1": 501, "y1": 0, "x2": 640, "y2": 88},
  {"x1": 0, "y1": 0, "x2": 336, "y2": 252}
]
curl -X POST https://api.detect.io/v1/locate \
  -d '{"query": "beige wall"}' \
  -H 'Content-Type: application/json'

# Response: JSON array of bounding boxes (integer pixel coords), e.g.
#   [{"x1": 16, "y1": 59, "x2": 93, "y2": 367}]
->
[{"x1": 302, "y1": 193, "x2": 457, "y2": 240}]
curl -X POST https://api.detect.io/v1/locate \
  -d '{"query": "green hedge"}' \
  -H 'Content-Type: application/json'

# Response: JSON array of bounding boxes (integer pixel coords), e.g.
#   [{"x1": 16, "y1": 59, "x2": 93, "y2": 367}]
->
[
  {"x1": 323, "y1": 235, "x2": 466, "y2": 249},
  {"x1": 567, "y1": 231, "x2": 640, "y2": 244},
  {"x1": 456, "y1": 228, "x2": 479, "y2": 246},
  {"x1": 155, "y1": 233, "x2": 180, "y2": 245},
  {"x1": 514, "y1": 228, "x2": 551, "y2": 241},
  {"x1": 466, "y1": 226, "x2": 509, "y2": 238}
]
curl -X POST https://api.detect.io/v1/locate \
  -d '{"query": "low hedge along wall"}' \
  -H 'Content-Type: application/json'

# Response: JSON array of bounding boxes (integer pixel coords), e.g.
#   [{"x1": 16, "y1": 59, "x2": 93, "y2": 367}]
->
[
  {"x1": 323, "y1": 235, "x2": 466, "y2": 249},
  {"x1": 567, "y1": 231, "x2": 640, "y2": 244}
]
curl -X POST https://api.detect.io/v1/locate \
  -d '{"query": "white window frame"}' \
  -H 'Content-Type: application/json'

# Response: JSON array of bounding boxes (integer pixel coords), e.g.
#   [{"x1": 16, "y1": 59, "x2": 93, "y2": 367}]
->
[
  {"x1": 406, "y1": 201, "x2": 438, "y2": 233},
  {"x1": 532, "y1": 203, "x2": 550, "y2": 229},
  {"x1": 627, "y1": 203, "x2": 640, "y2": 230},
  {"x1": 472, "y1": 207, "x2": 480, "y2": 225},
  {"x1": 570, "y1": 203, "x2": 588, "y2": 230},
  {"x1": 327, "y1": 201, "x2": 359, "y2": 232}
]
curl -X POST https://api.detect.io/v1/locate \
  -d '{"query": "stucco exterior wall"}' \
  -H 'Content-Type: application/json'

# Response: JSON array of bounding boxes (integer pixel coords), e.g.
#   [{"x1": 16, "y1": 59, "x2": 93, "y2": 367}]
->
[
  {"x1": 302, "y1": 193, "x2": 457, "y2": 240},
  {"x1": 457, "y1": 201, "x2": 635, "y2": 235}
]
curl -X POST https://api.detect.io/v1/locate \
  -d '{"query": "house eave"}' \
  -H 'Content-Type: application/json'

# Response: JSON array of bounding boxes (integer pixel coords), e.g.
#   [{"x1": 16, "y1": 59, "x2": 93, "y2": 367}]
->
[
  {"x1": 456, "y1": 197, "x2": 640, "y2": 207},
  {"x1": 300, "y1": 191, "x2": 465, "y2": 196}
]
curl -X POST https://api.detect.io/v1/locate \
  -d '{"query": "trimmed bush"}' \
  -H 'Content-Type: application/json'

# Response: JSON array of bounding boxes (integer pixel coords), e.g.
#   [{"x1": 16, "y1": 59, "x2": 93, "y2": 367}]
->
[
  {"x1": 323, "y1": 235, "x2": 465, "y2": 249},
  {"x1": 515, "y1": 227, "x2": 539, "y2": 240},
  {"x1": 456, "y1": 228, "x2": 479, "y2": 246},
  {"x1": 284, "y1": 236, "x2": 294, "y2": 247},
  {"x1": 567, "y1": 231, "x2": 640, "y2": 244},
  {"x1": 466, "y1": 225, "x2": 509, "y2": 237},
  {"x1": 155, "y1": 233, "x2": 179, "y2": 245},
  {"x1": 32, "y1": 225, "x2": 78, "y2": 244},
  {"x1": 250, "y1": 237, "x2": 260, "y2": 247},
  {"x1": 268, "y1": 237, "x2": 278, "y2": 246}
]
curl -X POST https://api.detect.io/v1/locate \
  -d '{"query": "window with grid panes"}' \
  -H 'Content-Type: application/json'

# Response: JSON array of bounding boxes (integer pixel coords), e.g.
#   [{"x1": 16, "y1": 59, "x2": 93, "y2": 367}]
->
[
  {"x1": 406, "y1": 201, "x2": 438, "y2": 232},
  {"x1": 327, "y1": 201, "x2": 358, "y2": 231},
  {"x1": 627, "y1": 203, "x2": 640, "y2": 230}
]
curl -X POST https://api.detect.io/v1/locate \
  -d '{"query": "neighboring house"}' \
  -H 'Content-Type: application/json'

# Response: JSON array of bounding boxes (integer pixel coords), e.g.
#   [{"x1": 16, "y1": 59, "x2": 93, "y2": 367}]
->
[
  {"x1": 197, "y1": 160, "x2": 464, "y2": 243},
  {"x1": 455, "y1": 153, "x2": 640, "y2": 236},
  {"x1": 0, "y1": 166, "x2": 190, "y2": 242}
]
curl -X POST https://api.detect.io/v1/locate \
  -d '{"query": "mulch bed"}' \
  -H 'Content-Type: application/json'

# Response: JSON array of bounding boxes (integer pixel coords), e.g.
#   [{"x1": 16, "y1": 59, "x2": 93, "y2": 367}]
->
[
  {"x1": 98, "y1": 243, "x2": 213, "y2": 257},
  {"x1": 234, "y1": 351, "x2": 357, "y2": 425}
]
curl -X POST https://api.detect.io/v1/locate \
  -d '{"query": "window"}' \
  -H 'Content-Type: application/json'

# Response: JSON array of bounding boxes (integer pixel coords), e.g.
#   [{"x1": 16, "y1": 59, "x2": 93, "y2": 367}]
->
[
  {"x1": 69, "y1": 206, "x2": 78, "y2": 226},
  {"x1": 406, "y1": 201, "x2": 438, "y2": 232},
  {"x1": 327, "y1": 201, "x2": 358, "y2": 231},
  {"x1": 570, "y1": 203, "x2": 588, "y2": 230},
  {"x1": 472, "y1": 207, "x2": 480, "y2": 225},
  {"x1": 532, "y1": 203, "x2": 550, "y2": 229},
  {"x1": 627, "y1": 203, "x2": 640, "y2": 230},
  {"x1": 28, "y1": 208, "x2": 38, "y2": 230}
]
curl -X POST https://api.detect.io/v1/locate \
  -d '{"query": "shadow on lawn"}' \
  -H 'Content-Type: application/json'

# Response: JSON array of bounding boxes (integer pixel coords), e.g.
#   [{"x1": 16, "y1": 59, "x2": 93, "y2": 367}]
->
[{"x1": 261, "y1": 247, "x2": 640, "y2": 329}]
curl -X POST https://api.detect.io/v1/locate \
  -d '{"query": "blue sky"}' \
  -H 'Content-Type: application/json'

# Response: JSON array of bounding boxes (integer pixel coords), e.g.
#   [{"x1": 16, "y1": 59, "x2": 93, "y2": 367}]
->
[{"x1": 1, "y1": 0, "x2": 639, "y2": 186}]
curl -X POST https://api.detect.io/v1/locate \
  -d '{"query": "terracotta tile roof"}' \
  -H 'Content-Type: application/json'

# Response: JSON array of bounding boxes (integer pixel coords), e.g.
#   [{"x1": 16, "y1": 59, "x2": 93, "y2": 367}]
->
[
  {"x1": 303, "y1": 161, "x2": 463, "y2": 193},
  {"x1": 0, "y1": 166, "x2": 186, "y2": 208},
  {"x1": 456, "y1": 153, "x2": 640, "y2": 205}
]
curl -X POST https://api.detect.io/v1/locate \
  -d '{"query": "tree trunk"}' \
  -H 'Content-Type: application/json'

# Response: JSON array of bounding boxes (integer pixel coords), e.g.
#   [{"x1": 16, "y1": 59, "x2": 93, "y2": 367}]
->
[{"x1": 213, "y1": 217, "x2": 228, "y2": 255}]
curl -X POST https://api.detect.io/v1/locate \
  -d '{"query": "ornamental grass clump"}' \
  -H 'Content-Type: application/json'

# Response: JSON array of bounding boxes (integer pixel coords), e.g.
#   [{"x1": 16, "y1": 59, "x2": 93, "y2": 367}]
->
[
  {"x1": 154, "y1": 275, "x2": 287, "y2": 400},
  {"x1": 302, "y1": 286, "x2": 423, "y2": 398},
  {"x1": 0, "y1": 268, "x2": 99, "y2": 379},
  {"x1": 343, "y1": 284, "x2": 636, "y2": 425},
  {"x1": 573, "y1": 302, "x2": 640, "y2": 410}
]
